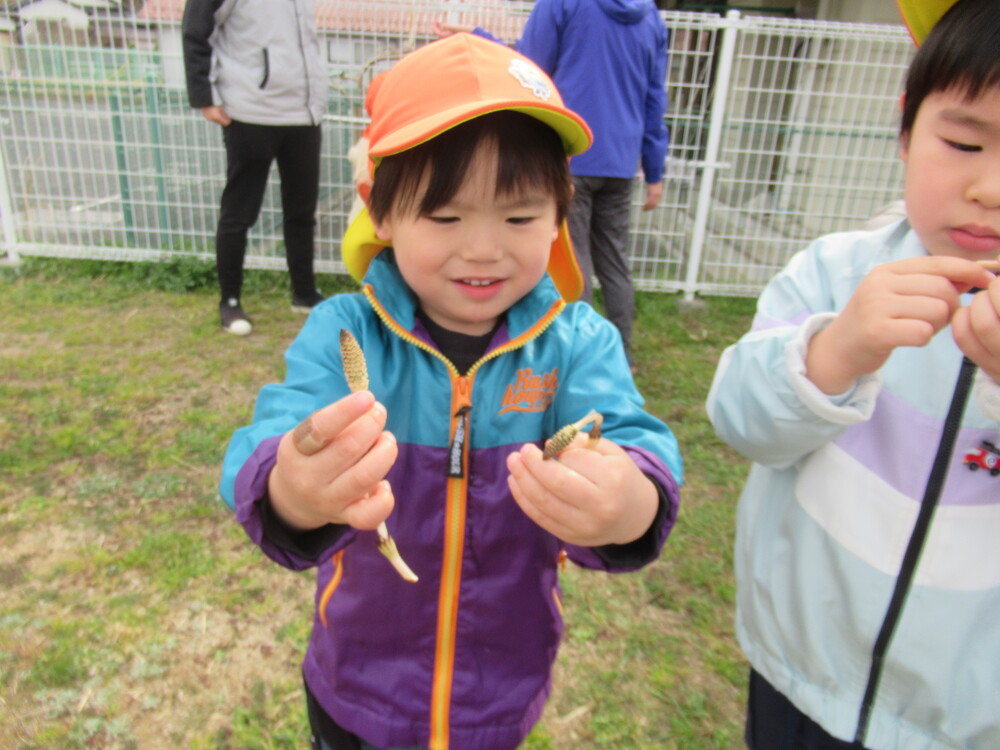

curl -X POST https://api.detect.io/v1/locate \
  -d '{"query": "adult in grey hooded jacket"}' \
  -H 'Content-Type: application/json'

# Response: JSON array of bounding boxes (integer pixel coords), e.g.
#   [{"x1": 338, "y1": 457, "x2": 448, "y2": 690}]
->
[{"x1": 183, "y1": 0, "x2": 330, "y2": 335}]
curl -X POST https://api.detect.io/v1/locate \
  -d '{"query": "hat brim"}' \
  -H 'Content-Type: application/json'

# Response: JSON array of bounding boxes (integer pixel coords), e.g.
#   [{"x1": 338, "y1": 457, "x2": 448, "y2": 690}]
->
[
  {"x1": 370, "y1": 101, "x2": 592, "y2": 162},
  {"x1": 342, "y1": 208, "x2": 584, "y2": 303},
  {"x1": 896, "y1": 0, "x2": 957, "y2": 45}
]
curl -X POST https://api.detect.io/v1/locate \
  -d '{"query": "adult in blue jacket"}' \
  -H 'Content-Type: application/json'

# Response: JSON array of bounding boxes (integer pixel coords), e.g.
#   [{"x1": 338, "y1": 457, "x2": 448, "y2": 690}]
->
[{"x1": 435, "y1": 0, "x2": 670, "y2": 364}]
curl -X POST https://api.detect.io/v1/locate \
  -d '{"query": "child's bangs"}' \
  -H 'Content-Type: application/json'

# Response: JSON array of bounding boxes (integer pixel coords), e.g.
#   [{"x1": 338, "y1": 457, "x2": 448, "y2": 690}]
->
[
  {"x1": 924, "y1": 53, "x2": 1000, "y2": 108},
  {"x1": 901, "y1": 0, "x2": 1000, "y2": 135},
  {"x1": 489, "y1": 113, "x2": 572, "y2": 206},
  {"x1": 371, "y1": 111, "x2": 572, "y2": 222}
]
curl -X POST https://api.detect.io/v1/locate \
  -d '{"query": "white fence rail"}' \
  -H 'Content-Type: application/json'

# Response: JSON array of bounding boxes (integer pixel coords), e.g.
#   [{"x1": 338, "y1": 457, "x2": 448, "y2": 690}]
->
[{"x1": 0, "y1": 1, "x2": 914, "y2": 297}]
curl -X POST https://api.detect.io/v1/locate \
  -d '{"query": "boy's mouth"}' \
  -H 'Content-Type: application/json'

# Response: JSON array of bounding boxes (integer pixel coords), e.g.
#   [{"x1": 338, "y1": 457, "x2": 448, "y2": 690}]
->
[
  {"x1": 948, "y1": 225, "x2": 1000, "y2": 254},
  {"x1": 455, "y1": 277, "x2": 505, "y2": 300}
]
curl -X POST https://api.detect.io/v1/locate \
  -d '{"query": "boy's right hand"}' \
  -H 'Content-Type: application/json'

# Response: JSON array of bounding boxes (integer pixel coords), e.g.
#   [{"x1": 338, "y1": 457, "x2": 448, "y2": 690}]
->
[
  {"x1": 431, "y1": 20, "x2": 475, "y2": 38},
  {"x1": 267, "y1": 390, "x2": 397, "y2": 533},
  {"x1": 805, "y1": 256, "x2": 995, "y2": 394}
]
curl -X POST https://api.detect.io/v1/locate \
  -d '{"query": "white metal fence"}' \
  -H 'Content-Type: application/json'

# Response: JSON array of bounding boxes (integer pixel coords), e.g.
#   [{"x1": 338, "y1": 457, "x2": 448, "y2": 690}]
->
[{"x1": 0, "y1": 1, "x2": 915, "y2": 297}]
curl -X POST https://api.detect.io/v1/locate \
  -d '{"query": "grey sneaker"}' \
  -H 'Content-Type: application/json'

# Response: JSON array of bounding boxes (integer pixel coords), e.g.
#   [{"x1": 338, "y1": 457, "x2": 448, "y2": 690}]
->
[
  {"x1": 291, "y1": 289, "x2": 325, "y2": 313},
  {"x1": 220, "y1": 297, "x2": 252, "y2": 336}
]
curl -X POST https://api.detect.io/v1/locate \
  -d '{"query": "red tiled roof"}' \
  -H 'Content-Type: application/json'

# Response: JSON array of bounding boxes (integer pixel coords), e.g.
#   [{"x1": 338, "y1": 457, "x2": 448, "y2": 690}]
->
[
  {"x1": 137, "y1": 0, "x2": 527, "y2": 39},
  {"x1": 135, "y1": 0, "x2": 182, "y2": 22}
]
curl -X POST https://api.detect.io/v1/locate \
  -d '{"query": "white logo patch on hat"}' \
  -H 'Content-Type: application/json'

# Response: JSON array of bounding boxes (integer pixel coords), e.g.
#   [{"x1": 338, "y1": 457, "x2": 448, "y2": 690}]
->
[{"x1": 508, "y1": 59, "x2": 552, "y2": 101}]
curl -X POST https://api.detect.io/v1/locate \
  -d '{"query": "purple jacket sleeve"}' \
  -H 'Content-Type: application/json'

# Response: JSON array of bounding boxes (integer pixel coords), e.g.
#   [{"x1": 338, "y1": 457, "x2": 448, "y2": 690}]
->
[
  {"x1": 563, "y1": 445, "x2": 680, "y2": 572},
  {"x1": 232, "y1": 435, "x2": 359, "y2": 571}
]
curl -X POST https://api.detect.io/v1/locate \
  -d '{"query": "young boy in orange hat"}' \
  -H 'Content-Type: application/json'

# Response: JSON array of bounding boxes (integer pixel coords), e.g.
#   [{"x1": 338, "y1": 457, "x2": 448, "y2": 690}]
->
[
  {"x1": 220, "y1": 33, "x2": 683, "y2": 750},
  {"x1": 707, "y1": 0, "x2": 1000, "y2": 747}
]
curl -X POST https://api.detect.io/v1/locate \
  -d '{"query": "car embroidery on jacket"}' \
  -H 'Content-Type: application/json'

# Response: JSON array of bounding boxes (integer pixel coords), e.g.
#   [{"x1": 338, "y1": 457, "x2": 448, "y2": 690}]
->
[
  {"x1": 499, "y1": 367, "x2": 558, "y2": 414},
  {"x1": 962, "y1": 439, "x2": 1000, "y2": 477}
]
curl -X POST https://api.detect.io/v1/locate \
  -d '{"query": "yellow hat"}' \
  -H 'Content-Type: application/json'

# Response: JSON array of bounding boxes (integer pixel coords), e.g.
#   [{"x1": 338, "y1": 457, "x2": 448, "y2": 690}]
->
[
  {"x1": 896, "y1": 0, "x2": 959, "y2": 45},
  {"x1": 342, "y1": 33, "x2": 593, "y2": 302}
]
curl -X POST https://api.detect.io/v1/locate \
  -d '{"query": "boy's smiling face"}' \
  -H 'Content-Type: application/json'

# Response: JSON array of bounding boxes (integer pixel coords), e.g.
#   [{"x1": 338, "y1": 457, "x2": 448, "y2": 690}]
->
[
  {"x1": 374, "y1": 140, "x2": 559, "y2": 336},
  {"x1": 901, "y1": 86, "x2": 1000, "y2": 260}
]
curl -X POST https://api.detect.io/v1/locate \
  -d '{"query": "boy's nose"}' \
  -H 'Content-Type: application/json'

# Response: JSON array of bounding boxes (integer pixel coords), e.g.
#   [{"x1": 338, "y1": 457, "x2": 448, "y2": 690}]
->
[
  {"x1": 968, "y1": 163, "x2": 1000, "y2": 209},
  {"x1": 459, "y1": 226, "x2": 503, "y2": 262}
]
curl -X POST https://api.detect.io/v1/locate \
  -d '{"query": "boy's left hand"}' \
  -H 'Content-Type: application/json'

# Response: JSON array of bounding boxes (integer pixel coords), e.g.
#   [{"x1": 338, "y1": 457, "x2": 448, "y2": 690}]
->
[
  {"x1": 952, "y1": 274, "x2": 1000, "y2": 381},
  {"x1": 506, "y1": 437, "x2": 658, "y2": 547}
]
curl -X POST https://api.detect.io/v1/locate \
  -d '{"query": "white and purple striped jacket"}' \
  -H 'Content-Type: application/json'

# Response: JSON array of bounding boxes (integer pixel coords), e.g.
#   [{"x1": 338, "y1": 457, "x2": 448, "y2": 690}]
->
[{"x1": 707, "y1": 219, "x2": 1000, "y2": 749}]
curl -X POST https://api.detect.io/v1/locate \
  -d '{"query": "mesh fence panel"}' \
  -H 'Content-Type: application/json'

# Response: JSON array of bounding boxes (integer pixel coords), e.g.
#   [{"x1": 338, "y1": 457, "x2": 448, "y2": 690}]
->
[{"x1": 0, "y1": 3, "x2": 914, "y2": 296}]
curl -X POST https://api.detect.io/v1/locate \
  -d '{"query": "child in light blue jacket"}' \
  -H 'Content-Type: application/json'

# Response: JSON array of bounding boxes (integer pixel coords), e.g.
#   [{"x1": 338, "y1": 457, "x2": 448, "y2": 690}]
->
[{"x1": 707, "y1": 0, "x2": 1000, "y2": 747}]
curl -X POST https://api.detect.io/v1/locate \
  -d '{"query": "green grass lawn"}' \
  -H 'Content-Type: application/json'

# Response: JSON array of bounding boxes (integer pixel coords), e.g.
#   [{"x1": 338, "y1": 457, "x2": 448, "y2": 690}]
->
[{"x1": 0, "y1": 257, "x2": 757, "y2": 749}]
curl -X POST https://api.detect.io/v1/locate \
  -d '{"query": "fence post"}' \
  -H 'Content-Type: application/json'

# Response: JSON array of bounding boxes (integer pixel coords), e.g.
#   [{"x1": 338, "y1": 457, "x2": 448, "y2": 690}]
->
[
  {"x1": 145, "y1": 68, "x2": 171, "y2": 249},
  {"x1": 0, "y1": 133, "x2": 20, "y2": 263},
  {"x1": 682, "y1": 9, "x2": 740, "y2": 301},
  {"x1": 109, "y1": 87, "x2": 137, "y2": 247}
]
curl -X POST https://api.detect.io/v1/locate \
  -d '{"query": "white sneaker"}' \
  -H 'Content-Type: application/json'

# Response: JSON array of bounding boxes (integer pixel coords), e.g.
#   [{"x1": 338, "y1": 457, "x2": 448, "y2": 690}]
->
[{"x1": 220, "y1": 298, "x2": 252, "y2": 336}]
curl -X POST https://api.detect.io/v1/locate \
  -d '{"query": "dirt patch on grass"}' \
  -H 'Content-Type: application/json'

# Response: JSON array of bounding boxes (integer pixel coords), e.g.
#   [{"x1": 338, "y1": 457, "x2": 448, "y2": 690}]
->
[{"x1": 2, "y1": 268, "x2": 750, "y2": 749}]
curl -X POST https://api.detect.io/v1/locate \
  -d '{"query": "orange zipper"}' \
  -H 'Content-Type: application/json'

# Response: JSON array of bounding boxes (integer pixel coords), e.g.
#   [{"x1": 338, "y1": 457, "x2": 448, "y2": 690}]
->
[
  {"x1": 318, "y1": 551, "x2": 344, "y2": 628},
  {"x1": 362, "y1": 286, "x2": 566, "y2": 749},
  {"x1": 429, "y1": 374, "x2": 472, "y2": 750}
]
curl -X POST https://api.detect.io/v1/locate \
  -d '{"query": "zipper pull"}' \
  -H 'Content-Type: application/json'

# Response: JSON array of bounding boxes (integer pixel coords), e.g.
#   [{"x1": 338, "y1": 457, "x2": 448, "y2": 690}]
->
[{"x1": 448, "y1": 405, "x2": 471, "y2": 478}]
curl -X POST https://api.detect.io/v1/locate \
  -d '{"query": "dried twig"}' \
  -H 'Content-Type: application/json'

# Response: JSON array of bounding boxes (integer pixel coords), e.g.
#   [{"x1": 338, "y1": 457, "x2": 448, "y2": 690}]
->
[{"x1": 340, "y1": 330, "x2": 418, "y2": 583}]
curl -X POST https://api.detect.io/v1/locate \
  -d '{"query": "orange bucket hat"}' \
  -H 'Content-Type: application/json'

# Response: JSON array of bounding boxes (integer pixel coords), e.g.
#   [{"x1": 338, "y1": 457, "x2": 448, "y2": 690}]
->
[
  {"x1": 342, "y1": 33, "x2": 593, "y2": 302},
  {"x1": 896, "y1": 0, "x2": 958, "y2": 45}
]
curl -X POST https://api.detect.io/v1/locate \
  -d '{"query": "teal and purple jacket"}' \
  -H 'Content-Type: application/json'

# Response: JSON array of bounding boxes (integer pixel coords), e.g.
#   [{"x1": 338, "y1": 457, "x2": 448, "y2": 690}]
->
[{"x1": 220, "y1": 251, "x2": 682, "y2": 750}]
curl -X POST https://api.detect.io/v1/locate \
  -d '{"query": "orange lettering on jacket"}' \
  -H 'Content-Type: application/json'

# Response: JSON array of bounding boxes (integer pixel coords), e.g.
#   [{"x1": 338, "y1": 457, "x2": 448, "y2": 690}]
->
[{"x1": 498, "y1": 367, "x2": 558, "y2": 414}]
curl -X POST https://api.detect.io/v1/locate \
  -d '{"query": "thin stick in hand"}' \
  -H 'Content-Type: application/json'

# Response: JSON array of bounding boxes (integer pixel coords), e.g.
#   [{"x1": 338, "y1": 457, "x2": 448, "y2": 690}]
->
[
  {"x1": 340, "y1": 330, "x2": 418, "y2": 583},
  {"x1": 542, "y1": 410, "x2": 604, "y2": 460},
  {"x1": 977, "y1": 257, "x2": 1000, "y2": 273}
]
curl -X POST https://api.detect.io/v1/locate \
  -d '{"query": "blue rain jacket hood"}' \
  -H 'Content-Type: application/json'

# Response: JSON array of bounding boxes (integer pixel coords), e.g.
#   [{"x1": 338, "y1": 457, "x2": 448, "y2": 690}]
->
[
  {"x1": 595, "y1": 0, "x2": 657, "y2": 23},
  {"x1": 475, "y1": 0, "x2": 669, "y2": 183}
]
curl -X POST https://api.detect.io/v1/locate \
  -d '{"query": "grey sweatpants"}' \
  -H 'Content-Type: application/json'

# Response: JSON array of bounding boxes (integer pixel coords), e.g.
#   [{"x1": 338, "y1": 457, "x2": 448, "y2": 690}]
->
[{"x1": 567, "y1": 174, "x2": 636, "y2": 357}]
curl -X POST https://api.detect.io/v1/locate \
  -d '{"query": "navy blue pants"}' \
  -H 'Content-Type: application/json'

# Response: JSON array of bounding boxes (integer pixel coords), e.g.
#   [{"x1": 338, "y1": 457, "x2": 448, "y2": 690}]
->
[
  {"x1": 216, "y1": 120, "x2": 321, "y2": 302},
  {"x1": 306, "y1": 682, "x2": 424, "y2": 750},
  {"x1": 746, "y1": 670, "x2": 867, "y2": 750}
]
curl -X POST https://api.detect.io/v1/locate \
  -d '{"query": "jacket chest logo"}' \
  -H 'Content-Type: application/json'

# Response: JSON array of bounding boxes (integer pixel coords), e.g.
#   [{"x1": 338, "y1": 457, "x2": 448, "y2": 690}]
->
[
  {"x1": 962, "y1": 439, "x2": 1000, "y2": 477},
  {"x1": 499, "y1": 367, "x2": 558, "y2": 414}
]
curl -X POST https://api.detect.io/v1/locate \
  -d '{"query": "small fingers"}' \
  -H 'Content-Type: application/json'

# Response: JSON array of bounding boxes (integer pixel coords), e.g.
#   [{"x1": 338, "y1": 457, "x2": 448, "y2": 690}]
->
[
  {"x1": 291, "y1": 390, "x2": 379, "y2": 457},
  {"x1": 330, "y1": 402, "x2": 390, "y2": 467},
  {"x1": 889, "y1": 255, "x2": 996, "y2": 293},
  {"x1": 326, "y1": 429, "x2": 398, "y2": 504},
  {"x1": 953, "y1": 288, "x2": 1000, "y2": 379},
  {"x1": 507, "y1": 444, "x2": 589, "y2": 526},
  {"x1": 868, "y1": 270, "x2": 962, "y2": 321},
  {"x1": 555, "y1": 438, "x2": 626, "y2": 481},
  {"x1": 292, "y1": 416, "x2": 327, "y2": 455},
  {"x1": 339, "y1": 479, "x2": 395, "y2": 531},
  {"x1": 506, "y1": 457, "x2": 575, "y2": 539}
]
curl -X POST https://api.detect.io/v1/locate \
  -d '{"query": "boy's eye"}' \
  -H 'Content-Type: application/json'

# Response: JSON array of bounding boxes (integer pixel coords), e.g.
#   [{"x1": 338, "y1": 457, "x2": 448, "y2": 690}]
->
[
  {"x1": 944, "y1": 139, "x2": 981, "y2": 153},
  {"x1": 507, "y1": 216, "x2": 535, "y2": 226},
  {"x1": 427, "y1": 215, "x2": 459, "y2": 224}
]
